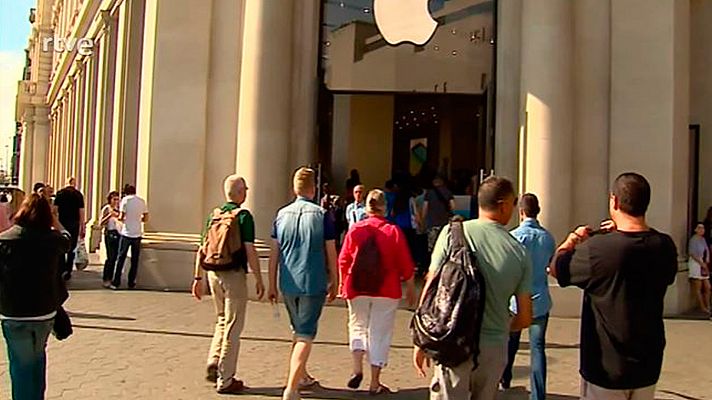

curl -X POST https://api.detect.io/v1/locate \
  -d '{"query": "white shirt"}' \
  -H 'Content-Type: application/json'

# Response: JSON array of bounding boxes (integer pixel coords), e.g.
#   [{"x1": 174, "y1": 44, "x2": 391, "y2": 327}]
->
[
  {"x1": 102, "y1": 204, "x2": 120, "y2": 231},
  {"x1": 120, "y1": 195, "x2": 147, "y2": 238}
]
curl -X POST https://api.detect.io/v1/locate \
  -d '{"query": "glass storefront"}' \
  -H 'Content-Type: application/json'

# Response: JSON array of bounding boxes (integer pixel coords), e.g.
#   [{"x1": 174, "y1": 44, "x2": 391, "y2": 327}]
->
[{"x1": 317, "y1": 0, "x2": 496, "y2": 195}]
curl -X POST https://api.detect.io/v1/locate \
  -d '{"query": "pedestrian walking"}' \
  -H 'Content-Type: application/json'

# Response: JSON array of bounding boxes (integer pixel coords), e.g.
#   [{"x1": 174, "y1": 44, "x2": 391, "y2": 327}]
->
[
  {"x1": 414, "y1": 176, "x2": 533, "y2": 400},
  {"x1": 423, "y1": 176, "x2": 455, "y2": 253},
  {"x1": 191, "y1": 175, "x2": 265, "y2": 394},
  {"x1": 688, "y1": 222, "x2": 710, "y2": 315},
  {"x1": 53, "y1": 177, "x2": 85, "y2": 281},
  {"x1": 338, "y1": 189, "x2": 416, "y2": 395},
  {"x1": 551, "y1": 172, "x2": 678, "y2": 399},
  {"x1": 500, "y1": 193, "x2": 556, "y2": 399},
  {"x1": 267, "y1": 167, "x2": 338, "y2": 400},
  {"x1": 345, "y1": 185, "x2": 367, "y2": 230},
  {"x1": 111, "y1": 184, "x2": 148, "y2": 289},
  {"x1": 100, "y1": 191, "x2": 121, "y2": 288},
  {"x1": 0, "y1": 194, "x2": 71, "y2": 400}
]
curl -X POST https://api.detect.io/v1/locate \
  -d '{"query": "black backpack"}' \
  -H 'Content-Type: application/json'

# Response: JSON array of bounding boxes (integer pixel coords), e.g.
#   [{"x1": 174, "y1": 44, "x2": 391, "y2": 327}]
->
[{"x1": 410, "y1": 218, "x2": 486, "y2": 368}]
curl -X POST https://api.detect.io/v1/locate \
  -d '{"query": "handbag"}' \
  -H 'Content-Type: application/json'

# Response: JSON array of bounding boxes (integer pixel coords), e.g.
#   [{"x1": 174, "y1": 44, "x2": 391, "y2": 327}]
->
[
  {"x1": 74, "y1": 238, "x2": 89, "y2": 271},
  {"x1": 53, "y1": 306, "x2": 73, "y2": 341}
]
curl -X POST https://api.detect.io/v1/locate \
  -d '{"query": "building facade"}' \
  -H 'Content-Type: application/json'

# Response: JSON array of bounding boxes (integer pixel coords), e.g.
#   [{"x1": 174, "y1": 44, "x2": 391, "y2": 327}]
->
[{"x1": 15, "y1": 0, "x2": 712, "y2": 314}]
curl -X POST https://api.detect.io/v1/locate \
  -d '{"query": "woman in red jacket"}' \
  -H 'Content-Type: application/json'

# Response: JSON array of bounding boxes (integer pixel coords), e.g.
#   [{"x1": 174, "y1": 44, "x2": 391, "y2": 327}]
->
[{"x1": 338, "y1": 189, "x2": 416, "y2": 395}]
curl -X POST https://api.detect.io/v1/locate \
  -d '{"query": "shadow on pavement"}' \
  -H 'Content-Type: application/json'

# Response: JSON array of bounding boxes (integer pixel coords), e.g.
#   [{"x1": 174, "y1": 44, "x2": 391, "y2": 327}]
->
[
  {"x1": 68, "y1": 311, "x2": 137, "y2": 321},
  {"x1": 519, "y1": 341, "x2": 580, "y2": 350},
  {"x1": 659, "y1": 390, "x2": 705, "y2": 400},
  {"x1": 243, "y1": 385, "x2": 429, "y2": 399},
  {"x1": 70, "y1": 323, "x2": 415, "y2": 349}
]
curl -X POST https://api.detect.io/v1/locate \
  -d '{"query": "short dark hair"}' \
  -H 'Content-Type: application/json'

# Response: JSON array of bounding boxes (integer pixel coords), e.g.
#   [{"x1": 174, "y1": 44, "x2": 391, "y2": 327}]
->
[
  {"x1": 612, "y1": 173, "x2": 650, "y2": 217},
  {"x1": 14, "y1": 193, "x2": 53, "y2": 230},
  {"x1": 33, "y1": 182, "x2": 45, "y2": 193},
  {"x1": 520, "y1": 193, "x2": 541, "y2": 218},
  {"x1": 478, "y1": 176, "x2": 515, "y2": 211},
  {"x1": 123, "y1": 184, "x2": 136, "y2": 196}
]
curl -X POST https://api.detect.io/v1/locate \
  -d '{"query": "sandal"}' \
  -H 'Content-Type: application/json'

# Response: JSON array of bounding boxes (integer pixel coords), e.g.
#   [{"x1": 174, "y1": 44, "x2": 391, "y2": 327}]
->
[
  {"x1": 347, "y1": 373, "x2": 363, "y2": 389},
  {"x1": 298, "y1": 374, "x2": 318, "y2": 390},
  {"x1": 369, "y1": 384, "x2": 394, "y2": 396}
]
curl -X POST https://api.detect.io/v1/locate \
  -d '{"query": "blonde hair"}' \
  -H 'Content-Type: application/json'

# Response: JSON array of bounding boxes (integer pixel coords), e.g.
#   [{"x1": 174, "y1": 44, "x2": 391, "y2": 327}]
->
[
  {"x1": 293, "y1": 167, "x2": 316, "y2": 196},
  {"x1": 366, "y1": 189, "x2": 386, "y2": 216},
  {"x1": 223, "y1": 175, "x2": 246, "y2": 200}
]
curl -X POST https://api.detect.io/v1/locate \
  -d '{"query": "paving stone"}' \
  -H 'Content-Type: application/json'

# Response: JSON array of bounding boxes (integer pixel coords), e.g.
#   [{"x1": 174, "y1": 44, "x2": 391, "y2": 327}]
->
[{"x1": 0, "y1": 263, "x2": 708, "y2": 399}]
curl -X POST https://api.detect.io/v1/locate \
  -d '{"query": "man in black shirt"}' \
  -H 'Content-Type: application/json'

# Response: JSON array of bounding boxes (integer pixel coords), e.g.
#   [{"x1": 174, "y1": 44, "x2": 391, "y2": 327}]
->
[
  {"x1": 53, "y1": 177, "x2": 86, "y2": 280},
  {"x1": 552, "y1": 173, "x2": 677, "y2": 399}
]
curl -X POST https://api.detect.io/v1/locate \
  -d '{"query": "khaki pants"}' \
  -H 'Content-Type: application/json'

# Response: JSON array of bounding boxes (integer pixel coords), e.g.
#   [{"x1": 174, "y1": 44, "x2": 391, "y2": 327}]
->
[
  {"x1": 430, "y1": 342, "x2": 508, "y2": 400},
  {"x1": 581, "y1": 378, "x2": 656, "y2": 400},
  {"x1": 207, "y1": 270, "x2": 248, "y2": 390}
]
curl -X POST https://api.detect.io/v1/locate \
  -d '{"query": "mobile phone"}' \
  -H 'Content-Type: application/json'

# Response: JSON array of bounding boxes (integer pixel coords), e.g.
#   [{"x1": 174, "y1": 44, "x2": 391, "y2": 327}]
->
[{"x1": 588, "y1": 228, "x2": 609, "y2": 237}]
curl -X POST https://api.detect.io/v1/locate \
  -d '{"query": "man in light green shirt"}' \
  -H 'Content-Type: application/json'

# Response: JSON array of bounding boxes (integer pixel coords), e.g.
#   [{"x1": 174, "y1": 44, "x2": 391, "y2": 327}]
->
[{"x1": 414, "y1": 176, "x2": 533, "y2": 400}]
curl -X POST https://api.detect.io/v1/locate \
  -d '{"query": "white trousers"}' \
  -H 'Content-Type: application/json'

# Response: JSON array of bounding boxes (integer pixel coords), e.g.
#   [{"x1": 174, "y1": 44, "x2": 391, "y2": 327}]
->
[{"x1": 347, "y1": 296, "x2": 400, "y2": 368}]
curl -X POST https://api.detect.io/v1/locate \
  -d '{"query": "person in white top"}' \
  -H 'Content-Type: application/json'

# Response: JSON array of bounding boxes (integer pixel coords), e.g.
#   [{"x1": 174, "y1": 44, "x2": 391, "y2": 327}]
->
[
  {"x1": 111, "y1": 185, "x2": 148, "y2": 289},
  {"x1": 100, "y1": 191, "x2": 121, "y2": 288}
]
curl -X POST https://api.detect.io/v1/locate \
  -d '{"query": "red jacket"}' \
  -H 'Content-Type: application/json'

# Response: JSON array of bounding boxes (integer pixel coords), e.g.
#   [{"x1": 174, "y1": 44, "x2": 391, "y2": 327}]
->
[{"x1": 338, "y1": 216, "x2": 415, "y2": 300}]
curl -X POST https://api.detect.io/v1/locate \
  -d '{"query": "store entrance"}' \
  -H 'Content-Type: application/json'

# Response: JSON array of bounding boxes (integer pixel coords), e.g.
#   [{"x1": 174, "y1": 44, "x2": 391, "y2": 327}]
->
[{"x1": 317, "y1": 91, "x2": 488, "y2": 198}]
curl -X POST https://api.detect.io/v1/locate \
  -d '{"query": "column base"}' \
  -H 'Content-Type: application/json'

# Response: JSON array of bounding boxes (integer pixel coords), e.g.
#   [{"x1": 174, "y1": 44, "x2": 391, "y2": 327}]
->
[{"x1": 135, "y1": 232, "x2": 271, "y2": 295}]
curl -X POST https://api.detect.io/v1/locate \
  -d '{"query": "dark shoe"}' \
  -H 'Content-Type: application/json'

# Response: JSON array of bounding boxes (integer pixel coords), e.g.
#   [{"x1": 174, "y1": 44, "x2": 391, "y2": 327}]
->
[
  {"x1": 127, "y1": 283, "x2": 136, "y2": 290},
  {"x1": 62, "y1": 272, "x2": 72, "y2": 281},
  {"x1": 217, "y1": 379, "x2": 245, "y2": 394},
  {"x1": 206, "y1": 364, "x2": 218, "y2": 383},
  {"x1": 347, "y1": 373, "x2": 363, "y2": 389},
  {"x1": 500, "y1": 379, "x2": 511, "y2": 390}
]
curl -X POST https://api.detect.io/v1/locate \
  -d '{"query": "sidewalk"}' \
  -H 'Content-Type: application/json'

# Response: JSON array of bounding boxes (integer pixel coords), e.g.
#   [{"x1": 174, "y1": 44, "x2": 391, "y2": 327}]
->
[{"x1": 0, "y1": 265, "x2": 709, "y2": 399}]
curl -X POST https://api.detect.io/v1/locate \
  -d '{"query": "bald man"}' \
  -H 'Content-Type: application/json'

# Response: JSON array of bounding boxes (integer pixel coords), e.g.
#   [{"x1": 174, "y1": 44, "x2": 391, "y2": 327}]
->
[{"x1": 192, "y1": 175, "x2": 264, "y2": 395}]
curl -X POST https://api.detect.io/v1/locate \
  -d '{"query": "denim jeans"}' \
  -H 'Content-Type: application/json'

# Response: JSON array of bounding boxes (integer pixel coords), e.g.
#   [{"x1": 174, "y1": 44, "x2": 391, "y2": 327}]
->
[
  {"x1": 102, "y1": 230, "x2": 120, "y2": 282},
  {"x1": 112, "y1": 235, "x2": 142, "y2": 288},
  {"x1": 1, "y1": 319, "x2": 54, "y2": 400},
  {"x1": 502, "y1": 314, "x2": 549, "y2": 400}
]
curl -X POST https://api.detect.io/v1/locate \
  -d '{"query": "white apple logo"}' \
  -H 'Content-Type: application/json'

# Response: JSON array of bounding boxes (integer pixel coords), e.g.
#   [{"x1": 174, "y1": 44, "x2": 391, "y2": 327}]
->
[{"x1": 374, "y1": 0, "x2": 438, "y2": 46}]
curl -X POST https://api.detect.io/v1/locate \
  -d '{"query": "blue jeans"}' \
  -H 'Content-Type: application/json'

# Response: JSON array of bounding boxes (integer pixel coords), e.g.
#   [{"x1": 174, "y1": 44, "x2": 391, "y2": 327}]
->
[
  {"x1": 283, "y1": 295, "x2": 326, "y2": 340},
  {"x1": 112, "y1": 235, "x2": 141, "y2": 288},
  {"x1": 502, "y1": 314, "x2": 549, "y2": 400},
  {"x1": 1, "y1": 319, "x2": 54, "y2": 400}
]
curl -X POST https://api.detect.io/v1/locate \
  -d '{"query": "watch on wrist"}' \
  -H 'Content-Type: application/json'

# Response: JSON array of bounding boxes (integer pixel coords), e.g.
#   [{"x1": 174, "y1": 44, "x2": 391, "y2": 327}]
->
[{"x1": 193, "y1": 276, "x2": 203, "y2": 281}]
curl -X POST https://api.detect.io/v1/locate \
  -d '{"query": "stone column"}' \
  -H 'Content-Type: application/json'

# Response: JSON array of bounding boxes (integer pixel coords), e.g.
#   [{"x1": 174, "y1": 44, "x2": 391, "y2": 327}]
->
[
  {"x1": 133, "y1": 0, "x2": 214, "y2": 289},
  {"x1": 110, "y1": 0, "x2": 145, "y2": 190},
  {"x1": 19, "y1": 108, "x2": 35, "y2": 192},
  {"x1": 80, "y1": 56, "x2": 97, "y2": 220},
  {"x1": 289, "y1": 0, "x2": 320, "y2": 168},
  {"x1": 609, "y1": 0, "x2": 689, "y2": 313},
  {"x1": 32, "y1": 110, "x2": 50, "y2": 188},
  {"x1": 494, "y1": 0, "x2": 522, "y2": 189},
  {"x1": 520, "y1": 0, "x2": 574, "y2": 241},
  {"x1": 202, "y1": 0, "x2": 244, "y2": 212},
  {"x1": 72, "y1": 67, "x2": 85, "y2": 183},
  {"x1": 572, "y1": 0, "x2": 611, "y2": 226},
  {"x1": 237, "y1": 0, "x2": 295, "y2": 237},
  {"x1": 87, "y1": 31, "x2": 117, "y2": 250}
]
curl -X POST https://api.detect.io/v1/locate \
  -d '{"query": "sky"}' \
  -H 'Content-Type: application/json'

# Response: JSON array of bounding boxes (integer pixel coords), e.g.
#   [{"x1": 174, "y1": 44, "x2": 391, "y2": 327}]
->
[{"x1": 0, "y1": 0, "x2": 36, "y2": 169}]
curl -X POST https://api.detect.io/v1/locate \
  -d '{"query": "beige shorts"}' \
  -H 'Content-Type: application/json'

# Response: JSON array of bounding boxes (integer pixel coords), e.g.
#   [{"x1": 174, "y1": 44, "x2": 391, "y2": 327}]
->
[{"x1": 581, "y1": 378, "x2": 656, "y2": 400}]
